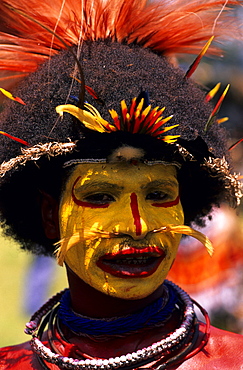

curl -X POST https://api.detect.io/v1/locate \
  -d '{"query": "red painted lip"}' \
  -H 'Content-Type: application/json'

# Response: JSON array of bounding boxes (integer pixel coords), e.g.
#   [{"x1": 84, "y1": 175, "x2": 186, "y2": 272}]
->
[{"x1": 96, "y1": 247, "x2": 165, "y2": 278}]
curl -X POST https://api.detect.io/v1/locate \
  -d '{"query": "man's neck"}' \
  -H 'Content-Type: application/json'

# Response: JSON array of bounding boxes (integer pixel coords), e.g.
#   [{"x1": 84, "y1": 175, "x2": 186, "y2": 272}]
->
[{"x1": 66, "y1": 266, "x2": 166, "y2": 318}]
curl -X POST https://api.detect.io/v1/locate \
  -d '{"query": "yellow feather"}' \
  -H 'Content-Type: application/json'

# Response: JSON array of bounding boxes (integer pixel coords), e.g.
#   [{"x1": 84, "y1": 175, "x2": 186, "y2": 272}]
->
[
  {"x1": 160, "y1": 124, "x2": 179, "y2": 133},
  {"x1": 109, "y1": 109, "x2": 119, "y2": 119},
  {"x1": 136, "y1": 98, "x2": 144, "y2": 113},
  {"x1": 154, "y1": 224, "x2": 214, "y2": 256},
  {"x1": 141, "y1": 105, "x2": 151, "y2": 117},
  {"x1": 163, "y1": 135, "x2": 180, "y2": 143},
  {"x1": 56, "y1": 104, "x2": 110, "y2": 132}
]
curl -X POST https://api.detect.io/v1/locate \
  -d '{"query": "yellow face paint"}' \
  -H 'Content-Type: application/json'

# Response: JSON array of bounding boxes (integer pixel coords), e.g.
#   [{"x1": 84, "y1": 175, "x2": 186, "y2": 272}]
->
[{"x1": 59, "y1": 162, "x2": 184, "y2": 299}]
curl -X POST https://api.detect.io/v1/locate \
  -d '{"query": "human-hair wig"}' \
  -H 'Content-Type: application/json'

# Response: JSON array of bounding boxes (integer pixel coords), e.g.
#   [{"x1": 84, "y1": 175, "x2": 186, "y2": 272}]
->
[{"x1": 0, "y1": 0, "x2": 242, "y2": 255}]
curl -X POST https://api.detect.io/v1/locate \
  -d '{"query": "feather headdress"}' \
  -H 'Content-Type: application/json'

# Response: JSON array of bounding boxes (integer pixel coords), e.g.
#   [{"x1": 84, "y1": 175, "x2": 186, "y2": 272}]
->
[
  {"x1": 0, "y1": 0, "x2": 241, "y2": 87},
  {"x1": 0, "y1": 0, "x2": 242, "y2": 255}
]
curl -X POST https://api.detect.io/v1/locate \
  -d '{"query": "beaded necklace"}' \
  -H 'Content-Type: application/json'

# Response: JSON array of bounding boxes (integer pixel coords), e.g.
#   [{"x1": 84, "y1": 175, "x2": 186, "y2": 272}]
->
[
  {"x1": 25, "y1": 280, "x2": 210, "y2": 370},
  {"x1": 57, "y1": 282, "x2": 177, "y2": 337}
]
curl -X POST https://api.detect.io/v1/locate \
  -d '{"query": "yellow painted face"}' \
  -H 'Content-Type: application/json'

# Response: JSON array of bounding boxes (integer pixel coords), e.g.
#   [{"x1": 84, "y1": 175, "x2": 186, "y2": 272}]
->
[{"x1": 59, "y1": 162, "x2": 184, "y2": 299}]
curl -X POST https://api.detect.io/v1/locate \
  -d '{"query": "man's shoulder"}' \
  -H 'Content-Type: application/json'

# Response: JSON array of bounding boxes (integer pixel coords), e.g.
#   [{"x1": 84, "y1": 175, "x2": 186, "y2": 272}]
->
[
  {"x1": 208, "y1": 325, "x2": 243, "y2": 350},
  {"x1": 0, "y1": 341, "x2": 39, "y2": 369},
  {"x1": 207, "y1": 325, "x2": 243, "y2": 358},
  {"x1": 178, "y1": 324, "x2": 243, "y2": 369},
  {"x1": 209, "y1": 324, "x2": 243, "y2": 340}
]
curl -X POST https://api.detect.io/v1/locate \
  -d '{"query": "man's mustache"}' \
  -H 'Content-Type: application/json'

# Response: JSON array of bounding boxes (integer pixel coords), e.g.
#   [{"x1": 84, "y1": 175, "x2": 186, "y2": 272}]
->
[{"x1": 55, "y1": 224, "x2": 213, "y2": 266}]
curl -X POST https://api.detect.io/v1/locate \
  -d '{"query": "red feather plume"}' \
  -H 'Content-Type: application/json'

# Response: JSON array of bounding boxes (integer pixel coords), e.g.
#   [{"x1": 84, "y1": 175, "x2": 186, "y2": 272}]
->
[{"x1": 0, "y1": 0, "x2": 241, "y2": 89}]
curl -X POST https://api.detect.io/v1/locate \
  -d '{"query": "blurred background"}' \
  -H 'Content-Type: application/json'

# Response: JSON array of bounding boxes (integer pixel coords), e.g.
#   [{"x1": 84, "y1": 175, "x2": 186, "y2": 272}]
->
[
  {"x1": 0, "y1": 234, "x2": 67, "y2": 346},
  {"x1": 0, "y1": 5, "x2": 243, "y2": 348}
]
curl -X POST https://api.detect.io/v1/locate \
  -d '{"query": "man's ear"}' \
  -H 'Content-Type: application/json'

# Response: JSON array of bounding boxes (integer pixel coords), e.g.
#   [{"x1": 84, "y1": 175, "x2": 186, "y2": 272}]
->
[{"x1": 40, "y1": 191, "x2": 60, "y2": 239}]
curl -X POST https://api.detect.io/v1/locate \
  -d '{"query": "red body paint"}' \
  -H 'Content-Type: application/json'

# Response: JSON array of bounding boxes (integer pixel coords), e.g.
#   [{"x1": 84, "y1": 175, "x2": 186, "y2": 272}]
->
[
  {"x1": 130, "y1": 193, "x2": 142, "y2": 236},
  {"x1": 152, "y1": 194, "x2": 180, "y2": 208},
  {"x1": 72, "y1": 177, "x2": 109, "y2": 208}
]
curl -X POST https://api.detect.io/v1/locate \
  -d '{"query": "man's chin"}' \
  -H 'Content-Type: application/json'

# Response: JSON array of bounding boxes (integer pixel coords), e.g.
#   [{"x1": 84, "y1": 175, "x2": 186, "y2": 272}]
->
[
  {"x1": 93, "y1": 273, "x2": 165, "y2": 300},
  {"x1": 65, "y1": 259, "x2": 166, "y2": 300}
]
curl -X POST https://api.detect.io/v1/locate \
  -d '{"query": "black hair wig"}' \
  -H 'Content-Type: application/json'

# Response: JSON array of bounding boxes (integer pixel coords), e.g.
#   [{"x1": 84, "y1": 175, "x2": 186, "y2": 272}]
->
[
  {"x1": 0, "y1": 43, "x2": 241, "y2": 255},
  {"x1": 0, "y1": 0, "x2": 242, "y2": 255}
]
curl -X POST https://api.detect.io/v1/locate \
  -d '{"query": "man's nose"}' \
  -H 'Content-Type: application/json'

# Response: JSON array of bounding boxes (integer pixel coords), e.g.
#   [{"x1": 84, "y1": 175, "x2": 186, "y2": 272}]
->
[{"x1": 114, "y1": 192, "x2": 150, "y2": 240}]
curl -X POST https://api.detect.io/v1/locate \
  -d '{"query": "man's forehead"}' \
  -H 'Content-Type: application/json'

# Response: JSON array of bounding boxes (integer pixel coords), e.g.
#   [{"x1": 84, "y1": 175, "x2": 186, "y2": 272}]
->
[{"x1": 67, "y1": 162, "x2": 178, "y2": 188}]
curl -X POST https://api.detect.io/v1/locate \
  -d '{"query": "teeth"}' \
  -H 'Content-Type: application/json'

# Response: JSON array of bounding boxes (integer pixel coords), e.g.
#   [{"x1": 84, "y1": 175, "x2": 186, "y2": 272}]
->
[{"x1": 110, "y1": 257, "x2": 152, "y2": 265}]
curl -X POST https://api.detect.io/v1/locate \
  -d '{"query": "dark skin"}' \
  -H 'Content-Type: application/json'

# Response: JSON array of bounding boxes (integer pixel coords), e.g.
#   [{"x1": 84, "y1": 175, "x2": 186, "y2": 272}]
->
[
  {"x1": 66, "y1": 265, "x2": 167, "y2": 318},
  {"x1": 2, "y1": 189, "x2": 243, "y2": 369},
  {"x1": 41, "y1": 191, "x2": 175, "y2": 318},
  {"x1": 63, "y1": 266, "x2": 184, "y2": 360},
  {"x1": 41, "y1": 191, "x2": 183, "y2": 358},
  {"x1": 58, "y1": 267, "x2": 187, "y2": 366}
]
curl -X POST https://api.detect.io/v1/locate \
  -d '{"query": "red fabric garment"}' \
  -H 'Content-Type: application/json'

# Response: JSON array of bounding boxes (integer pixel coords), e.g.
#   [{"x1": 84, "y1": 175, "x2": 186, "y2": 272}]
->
[{"x1": 1, "y1": 324, "x2": 243, "y2": 369}]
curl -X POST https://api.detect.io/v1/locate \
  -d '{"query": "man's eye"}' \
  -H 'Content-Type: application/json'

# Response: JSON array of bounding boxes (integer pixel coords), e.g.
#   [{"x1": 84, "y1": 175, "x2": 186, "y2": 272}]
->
[
  {"x1": 146, "y1": 191, "x2": 168, "y2": 202},
  {"x1": 83, "y1": 193, "x2": 115, "y2": 204}
]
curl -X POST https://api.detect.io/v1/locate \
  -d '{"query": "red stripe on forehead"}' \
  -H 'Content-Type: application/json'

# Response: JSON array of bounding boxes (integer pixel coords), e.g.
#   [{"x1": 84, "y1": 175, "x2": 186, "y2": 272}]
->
[{"x1": 130, "y1": 193, "x2": 142, "y2": 236}]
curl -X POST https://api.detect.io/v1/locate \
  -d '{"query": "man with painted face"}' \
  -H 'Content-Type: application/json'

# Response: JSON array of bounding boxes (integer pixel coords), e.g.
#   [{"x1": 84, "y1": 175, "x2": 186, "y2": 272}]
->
[
  {"x1": 59, "y1": 162, "x2": 183, "y2": 298},
  {"x1": 0, "y1": 0, "x2": 243, "y2": 369}
]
